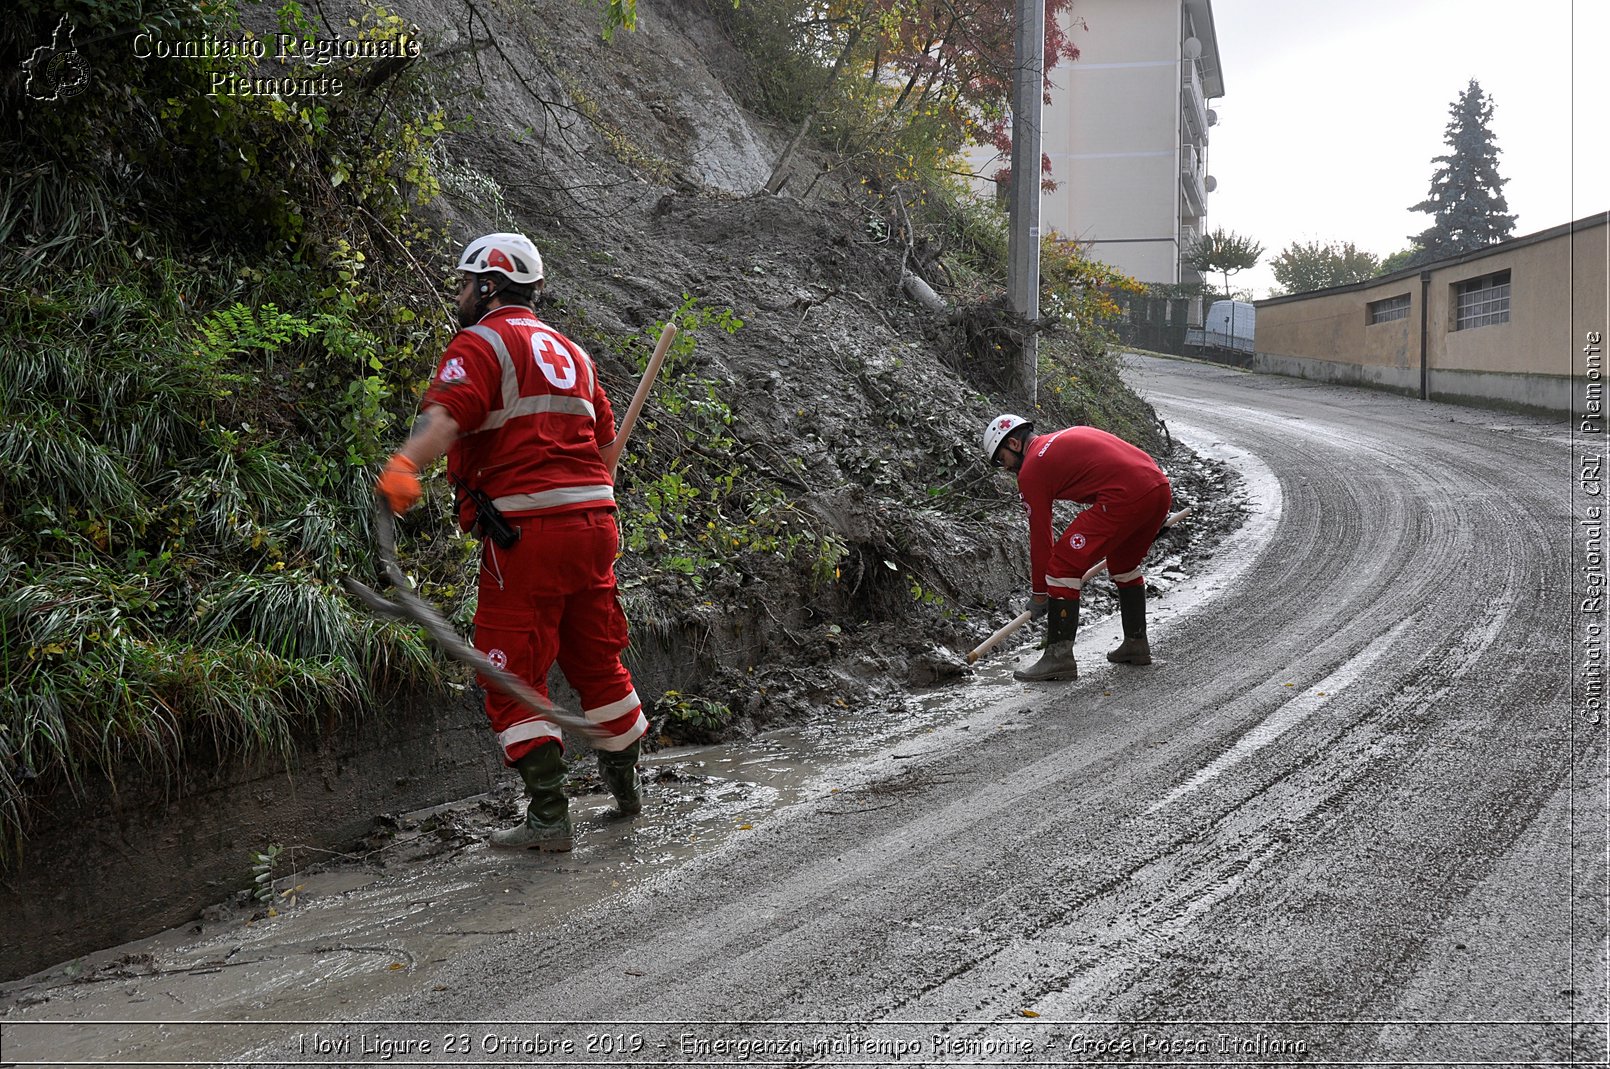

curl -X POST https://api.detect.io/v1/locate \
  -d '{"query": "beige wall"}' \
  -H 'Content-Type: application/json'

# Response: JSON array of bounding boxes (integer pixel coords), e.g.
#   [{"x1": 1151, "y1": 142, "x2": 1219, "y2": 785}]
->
[
  {"x1": 1251, "y1": 215, "x2": 1608, "y2": 416},
  {"x1": 1255, "y1": 283, "x2": 1414, "y2": 372}
]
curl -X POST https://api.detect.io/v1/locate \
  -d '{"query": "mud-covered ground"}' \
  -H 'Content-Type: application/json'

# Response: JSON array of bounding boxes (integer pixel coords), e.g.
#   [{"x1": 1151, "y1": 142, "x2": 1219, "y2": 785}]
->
[
  {"x1": 1, "y1": 0, "x2": 1252, "y2": 979},
  {"x1": 0, "y1": 423, "x2": 1247, "y2": 1018},
  {"x1": 155, "y1": 436, "x2": 1248, "y2": 930}
]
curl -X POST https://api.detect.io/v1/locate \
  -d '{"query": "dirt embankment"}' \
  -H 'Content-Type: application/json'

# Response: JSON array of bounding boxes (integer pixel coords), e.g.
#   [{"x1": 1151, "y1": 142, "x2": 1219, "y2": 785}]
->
[
  {"x1": 406, "y1": 0, "x2": 1245, "y2": 727},
  {"x1": 0, "y1": 0, "x2": 1247, "y2": 979}
]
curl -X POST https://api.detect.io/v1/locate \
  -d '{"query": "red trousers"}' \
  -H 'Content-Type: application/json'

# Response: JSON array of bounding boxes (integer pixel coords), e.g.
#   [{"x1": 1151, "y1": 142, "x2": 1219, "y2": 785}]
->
[
  {"x1": 1046, "y1": 483, "x2": 1172, "y2": 600},
  {"x1": 471, "y1": 509, "x2": 646, "y2": 764}
]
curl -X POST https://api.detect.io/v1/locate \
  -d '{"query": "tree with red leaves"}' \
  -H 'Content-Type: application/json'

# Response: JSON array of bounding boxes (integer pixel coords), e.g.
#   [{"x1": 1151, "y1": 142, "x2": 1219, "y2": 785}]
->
[
  {"x1": 755, "y1": 0, "x2": 1079, "y2": 193},
  {"x1": 863, "y1": 0, "x2": 1077, "y2": 176}
]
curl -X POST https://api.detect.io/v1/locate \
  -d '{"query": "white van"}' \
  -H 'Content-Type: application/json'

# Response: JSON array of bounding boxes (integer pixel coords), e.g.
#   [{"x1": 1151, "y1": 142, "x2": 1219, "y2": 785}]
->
[{"x1": 1185, "y1": 300, "x2": 1256, "y2": 356}]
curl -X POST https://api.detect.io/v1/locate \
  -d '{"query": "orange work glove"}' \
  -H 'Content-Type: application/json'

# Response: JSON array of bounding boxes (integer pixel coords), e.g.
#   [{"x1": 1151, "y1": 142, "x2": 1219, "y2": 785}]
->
[{"x1": 376, "y1": 453, "x2": 422, "y2": 515}]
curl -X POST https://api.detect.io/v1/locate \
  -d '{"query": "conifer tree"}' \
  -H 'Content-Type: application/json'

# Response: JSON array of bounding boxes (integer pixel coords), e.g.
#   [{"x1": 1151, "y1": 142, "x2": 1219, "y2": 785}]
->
[{"x1": 1407, "y1": 80, "x2": 1516, "y2": 264}]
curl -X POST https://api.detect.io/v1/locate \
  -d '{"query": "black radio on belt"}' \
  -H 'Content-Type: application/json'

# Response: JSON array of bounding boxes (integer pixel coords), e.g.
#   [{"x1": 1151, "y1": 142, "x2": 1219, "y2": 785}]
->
[{"x1": 455, "y1": 481, "x2": 521, "y2": 549}]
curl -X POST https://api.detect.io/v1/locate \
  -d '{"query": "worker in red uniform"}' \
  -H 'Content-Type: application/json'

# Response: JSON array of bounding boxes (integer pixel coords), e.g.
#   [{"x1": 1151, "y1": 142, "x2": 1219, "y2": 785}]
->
[
  {"x1": 376, "y1": 232, "x2": 647, "y2": 852},
  {"x1": 982, "y1": 415, "x2": 1172, "y2": 682}
]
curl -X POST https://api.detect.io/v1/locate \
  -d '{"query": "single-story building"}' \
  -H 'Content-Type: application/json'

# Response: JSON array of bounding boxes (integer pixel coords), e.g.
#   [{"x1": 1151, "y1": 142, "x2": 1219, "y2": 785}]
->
[{"x1": 1252, "y1": 212, "x2": 1608, "y2": 420}]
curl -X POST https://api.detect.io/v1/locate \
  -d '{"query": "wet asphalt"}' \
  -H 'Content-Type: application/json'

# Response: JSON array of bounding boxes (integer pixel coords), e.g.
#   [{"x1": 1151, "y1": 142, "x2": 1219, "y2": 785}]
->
[{"x1": 4, "y1": 355, "x2": 1602, "y2": 1067}]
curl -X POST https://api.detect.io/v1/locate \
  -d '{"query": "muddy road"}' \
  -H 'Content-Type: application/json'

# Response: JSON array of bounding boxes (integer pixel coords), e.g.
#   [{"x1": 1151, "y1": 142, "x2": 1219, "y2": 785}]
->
[{"x1": 5, "y1": 355, "x2": 1602, "y2": 1066}]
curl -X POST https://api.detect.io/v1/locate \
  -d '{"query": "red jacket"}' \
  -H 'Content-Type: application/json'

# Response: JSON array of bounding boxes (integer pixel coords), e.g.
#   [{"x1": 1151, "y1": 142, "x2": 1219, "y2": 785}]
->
[
  {"x1": 421, "y1": 306, "x2": 617, "y2": 530},
  {"x1": 1016, "y1": 426, "x2": 1170, "y2": 594}
]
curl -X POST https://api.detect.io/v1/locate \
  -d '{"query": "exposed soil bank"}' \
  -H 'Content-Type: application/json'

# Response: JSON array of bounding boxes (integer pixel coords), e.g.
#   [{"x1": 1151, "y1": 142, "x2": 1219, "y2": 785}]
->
[{"x1": 0, "y1": 690, "x2": 498, "y2": 980}]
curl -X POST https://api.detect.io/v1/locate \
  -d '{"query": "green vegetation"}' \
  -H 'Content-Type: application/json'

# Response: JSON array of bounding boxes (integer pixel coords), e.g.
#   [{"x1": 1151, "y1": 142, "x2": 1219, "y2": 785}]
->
[
  {"x1": 1270, "y1": 240, "x2": 1381, "y2": 295},
  {"x1": 0, "y1": 0, "x2": 463, "y2": 856},
  {"x1": 713, "y1": 0, "x2": 1079, "y2": 196},
  {"x1": 1183, "y1": 228, "x2": 1265, "y2": 304},
  {"x1": 608, "y1": 296, "x2": 858, "y2": 626}
]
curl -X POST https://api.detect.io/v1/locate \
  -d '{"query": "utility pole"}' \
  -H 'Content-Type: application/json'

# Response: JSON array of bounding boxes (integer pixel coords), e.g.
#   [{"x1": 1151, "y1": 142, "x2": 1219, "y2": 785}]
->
[{"x1": 1006, "y1": 0, "x2": 1044, "y2": 406}]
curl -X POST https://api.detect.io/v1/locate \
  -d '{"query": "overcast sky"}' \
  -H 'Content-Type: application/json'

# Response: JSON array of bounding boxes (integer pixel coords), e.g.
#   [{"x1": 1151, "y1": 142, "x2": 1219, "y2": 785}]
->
[{"x1": 1200, "y1": 0, "x2": 1607, "y2": 297}]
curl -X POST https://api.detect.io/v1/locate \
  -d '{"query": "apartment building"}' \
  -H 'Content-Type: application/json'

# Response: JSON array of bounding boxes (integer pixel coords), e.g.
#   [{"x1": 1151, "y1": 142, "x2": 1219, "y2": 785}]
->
[{"x1": 1039, "y1": 0, "x2": 1224, "y2": 285}]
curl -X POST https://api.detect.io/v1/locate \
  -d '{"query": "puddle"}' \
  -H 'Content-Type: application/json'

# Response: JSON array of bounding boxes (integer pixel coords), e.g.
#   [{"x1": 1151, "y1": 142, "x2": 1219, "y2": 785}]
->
[
  {"x1": 0, "y1": 429, "x2": 1277, "y2": 1068},
  {"x1": 0, "y1": 662, "x2": 1042, "y2": 1068}
]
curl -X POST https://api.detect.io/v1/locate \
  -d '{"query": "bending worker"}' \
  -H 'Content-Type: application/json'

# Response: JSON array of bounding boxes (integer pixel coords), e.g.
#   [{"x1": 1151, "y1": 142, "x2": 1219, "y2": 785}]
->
[
  {"x1": 376, "y1": 232, "x2": 648, "y2": 852},
  {"x1": 983, "y1": 415, "x2": 1172, "y2": 683}
]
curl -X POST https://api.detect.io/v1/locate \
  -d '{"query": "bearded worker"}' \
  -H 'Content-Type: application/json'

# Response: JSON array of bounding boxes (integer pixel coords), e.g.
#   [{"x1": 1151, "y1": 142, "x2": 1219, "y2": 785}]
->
[
  {"x1": 982, "y1": 415, "x2": 1172, "y2": 683},
  {"x1": 376, "y1": 232, "x2": 647, "y2": 852}
]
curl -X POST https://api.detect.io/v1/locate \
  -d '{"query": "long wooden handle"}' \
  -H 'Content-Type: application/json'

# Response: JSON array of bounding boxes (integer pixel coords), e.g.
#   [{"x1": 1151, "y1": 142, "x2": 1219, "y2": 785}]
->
[
  {"x1": 966, "y1": 506, "x2": 1193, "y2": 665},
  {"x1": 966, "y1": 609, "x2": 1035, "y2": 664},
  {"x1": 1080, "y1": 506, "x2": 1194, "y2": 582},
  {"x1": 602, "y1": 322, "x2": 678, "y2": 477}
]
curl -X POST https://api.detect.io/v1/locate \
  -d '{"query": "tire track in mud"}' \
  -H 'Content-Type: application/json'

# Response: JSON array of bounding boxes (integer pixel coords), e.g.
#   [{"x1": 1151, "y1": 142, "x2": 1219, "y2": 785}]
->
[
  {"x1": 239, "y1": 357, "x2": 1591, "y2": 1067},
  {"x1": 1079, "y1": 361, "x2": 1587, "y2": 1057}
]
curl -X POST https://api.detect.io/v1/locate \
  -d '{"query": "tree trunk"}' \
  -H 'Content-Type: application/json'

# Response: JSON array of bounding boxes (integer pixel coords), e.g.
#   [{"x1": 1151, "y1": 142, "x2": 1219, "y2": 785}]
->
[{"x1": 764, "y1": 28, "x2": 862, "y2": 195}]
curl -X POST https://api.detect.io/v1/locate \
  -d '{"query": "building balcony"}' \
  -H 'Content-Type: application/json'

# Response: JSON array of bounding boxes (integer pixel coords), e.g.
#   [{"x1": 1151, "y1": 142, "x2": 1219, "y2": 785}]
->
[
  {"x1": 1181, "y1": 59, "x2": 1209, "y2": 140},
  {"x1": 1180, "y1": 143, "x2": 1207, "y2": 217}
]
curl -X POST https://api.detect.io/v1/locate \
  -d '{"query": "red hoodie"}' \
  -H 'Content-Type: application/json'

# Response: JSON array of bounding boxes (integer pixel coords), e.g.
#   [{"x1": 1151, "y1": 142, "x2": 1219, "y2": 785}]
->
[{"x1": 1016, "y1": 426, "x2": 1169, "y2": 594}]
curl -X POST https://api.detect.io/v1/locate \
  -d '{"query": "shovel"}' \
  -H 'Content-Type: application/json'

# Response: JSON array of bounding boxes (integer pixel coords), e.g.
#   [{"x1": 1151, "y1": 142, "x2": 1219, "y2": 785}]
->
[
  {"x1": 341, "y1": 503, "x2": 607, "y2": 742},
  {"x1": 965, "y1": 506, "x2": 1193, "y2": 664}
]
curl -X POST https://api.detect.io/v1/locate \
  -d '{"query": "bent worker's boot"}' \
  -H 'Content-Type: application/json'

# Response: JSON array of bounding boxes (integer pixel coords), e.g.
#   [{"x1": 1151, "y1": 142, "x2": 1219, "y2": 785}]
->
[
  {"x1": 1014, "y1": 600, "x2": 1080, "y2": 682},
  {"x1": 1108, "y1": 584, "x2": 1152, "y2": 666},
  {"x1": 490, "y1": 742, "x2": 573, "y2": 852},
  {"x1": 597, "y1": 740, "x2": 642, "y2": 818}
]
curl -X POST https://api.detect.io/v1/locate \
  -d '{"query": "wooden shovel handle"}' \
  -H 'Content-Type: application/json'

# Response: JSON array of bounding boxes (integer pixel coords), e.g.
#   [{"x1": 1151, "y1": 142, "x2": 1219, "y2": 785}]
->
[
  {"x1": 966, "y1": 609, "x2": 1035, "y2": 664},
  {"x1": 602, "y1": 322, "x2": 678, "y2": 478}
]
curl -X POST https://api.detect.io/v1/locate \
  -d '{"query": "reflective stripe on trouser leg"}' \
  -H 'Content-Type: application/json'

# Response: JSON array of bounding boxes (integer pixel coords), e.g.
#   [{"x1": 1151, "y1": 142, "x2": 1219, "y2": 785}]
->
[
  {"x1": 1111, "y1": 566, "x2": 1144, "y2": 586},
  {"x1": 1046, "y1": 575, "x2": 1083, "y2": 596},
  {"x1": 496, "y1": 717, "x2": 564, "y2": 758},
  {"x1": 557, "y1": 583, "x2": 646, "y2": 753},
  {"x1": 584, "y1": 691, "x2": 648, "y2": 753}
]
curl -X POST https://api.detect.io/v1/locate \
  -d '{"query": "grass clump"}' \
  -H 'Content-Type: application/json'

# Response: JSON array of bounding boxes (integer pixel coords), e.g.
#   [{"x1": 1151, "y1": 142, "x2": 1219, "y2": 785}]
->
[{"x1": 0, "y1": 0, "x2": 468, "y2": 858}]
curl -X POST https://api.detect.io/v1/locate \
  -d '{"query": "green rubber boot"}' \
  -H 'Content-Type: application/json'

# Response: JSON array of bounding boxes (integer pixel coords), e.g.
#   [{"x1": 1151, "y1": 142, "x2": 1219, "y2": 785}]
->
[
  {"x1": 598, "y1": 740, "x2": 642, "y2": 818},
  {"x1": 490, "y1": 743, "x2": 573, "y2": 852},
  {"x1": 1107, "y1": 585, "x2": 1152, "y2": 665},
  {"x1": 1014, "y1": 599, "x2": 1080, "y2": 682}
]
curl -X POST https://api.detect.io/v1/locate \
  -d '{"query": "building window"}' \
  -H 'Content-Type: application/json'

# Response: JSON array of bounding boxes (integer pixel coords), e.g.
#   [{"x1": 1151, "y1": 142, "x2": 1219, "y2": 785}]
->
[
  {"x1": 1367, "y1": 294, "x2": 1411, "y2": 324},
  {"x1": 1453, "y1": 270, "x2": 1510, "y2": 330}
]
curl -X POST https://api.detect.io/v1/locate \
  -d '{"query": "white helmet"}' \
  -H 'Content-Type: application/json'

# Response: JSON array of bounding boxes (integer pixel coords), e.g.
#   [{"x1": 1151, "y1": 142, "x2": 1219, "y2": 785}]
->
[
  {"x1": 982, "y1": 413, "x2": 1031, "y2": 465},
  {"x1": 455, "y1": 232, "x2": 544, "y2": 284}
]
